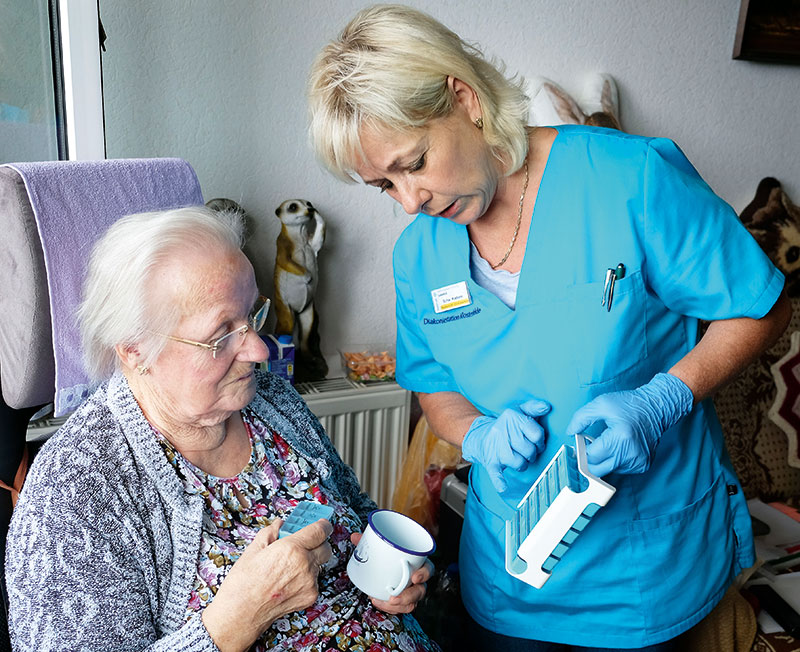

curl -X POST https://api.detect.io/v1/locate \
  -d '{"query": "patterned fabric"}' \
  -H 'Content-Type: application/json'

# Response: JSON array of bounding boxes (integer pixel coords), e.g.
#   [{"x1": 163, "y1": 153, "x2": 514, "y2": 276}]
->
[
  {"x1": 157, "y1": 410, "x2": 438, "y2": 651},
  {"x1": 712, "y1": 178, "x2": 800, "y2": 501},
  {"x1": 4, "y1": 371, "x2": 413, "y2": 651},
  {"x1": 769, "y1": 331, "x2": 800, "y2": 469},
  {"x1": 714, "y1": 306, "x2": 800, "y2": 500},
  {"x1": 752, "y1": 634, "x2": 800, "y2": 652}
]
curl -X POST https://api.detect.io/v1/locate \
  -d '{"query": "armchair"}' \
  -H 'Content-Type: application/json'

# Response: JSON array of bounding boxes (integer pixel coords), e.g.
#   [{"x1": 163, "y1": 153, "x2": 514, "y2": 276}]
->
[{"x1": 0, "y1": 159, "x2": 204, "y2": 646}]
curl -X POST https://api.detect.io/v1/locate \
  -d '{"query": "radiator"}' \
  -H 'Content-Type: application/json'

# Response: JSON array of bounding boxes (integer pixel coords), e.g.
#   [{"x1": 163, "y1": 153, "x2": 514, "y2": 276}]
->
[
  {"x1": 27, "y1": 378, "x2": 411, "y2": 509},
  {"x1": 297, "y1": 378, "x2": 411, "y2": 509}
]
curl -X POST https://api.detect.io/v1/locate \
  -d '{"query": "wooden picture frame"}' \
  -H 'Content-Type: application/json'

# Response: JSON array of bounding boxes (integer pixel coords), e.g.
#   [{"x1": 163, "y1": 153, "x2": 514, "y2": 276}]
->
[{"x1": 733, "y1": 0, "x2": 800, "y2": 63}]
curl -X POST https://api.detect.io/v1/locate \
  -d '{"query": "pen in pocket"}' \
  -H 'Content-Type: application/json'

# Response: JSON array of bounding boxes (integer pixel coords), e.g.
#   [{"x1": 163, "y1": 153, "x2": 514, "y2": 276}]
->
[{"x1": 601, "y1": 263, "x2": 626, "y2": 312}]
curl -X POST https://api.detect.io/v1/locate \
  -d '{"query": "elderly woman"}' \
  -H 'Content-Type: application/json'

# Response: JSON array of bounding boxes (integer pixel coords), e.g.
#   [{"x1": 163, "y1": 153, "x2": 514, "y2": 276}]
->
[
  {"x1": 308, "y1": 5, "x2": 791, "y2": 652},
  {"x1": 5, "y1": 206, "x2": 439, "y2": 652}
]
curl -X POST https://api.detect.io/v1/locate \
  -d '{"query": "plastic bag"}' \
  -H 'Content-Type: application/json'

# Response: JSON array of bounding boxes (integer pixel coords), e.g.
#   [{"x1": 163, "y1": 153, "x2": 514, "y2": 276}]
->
[{"x1": 391, "y1": 414, "x2": 463, "y2": 536}]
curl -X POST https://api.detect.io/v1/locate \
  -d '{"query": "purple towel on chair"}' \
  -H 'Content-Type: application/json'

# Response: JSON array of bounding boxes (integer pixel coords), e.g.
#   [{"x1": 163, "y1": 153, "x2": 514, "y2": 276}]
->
[{"x1": 7, "y1": 158, "x2": 204, "y2": 416}]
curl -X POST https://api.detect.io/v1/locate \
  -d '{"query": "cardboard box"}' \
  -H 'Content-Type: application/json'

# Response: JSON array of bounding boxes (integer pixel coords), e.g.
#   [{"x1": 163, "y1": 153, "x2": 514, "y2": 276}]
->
[{"x1": 261, "y1": 334, "x2": 295, "y2": 384}]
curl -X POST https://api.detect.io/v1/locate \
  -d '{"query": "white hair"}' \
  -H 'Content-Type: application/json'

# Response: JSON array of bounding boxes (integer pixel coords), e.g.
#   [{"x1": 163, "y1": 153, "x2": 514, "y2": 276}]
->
[{"x1": 78, "y1": 205, "x2": 245, "y2": 380}]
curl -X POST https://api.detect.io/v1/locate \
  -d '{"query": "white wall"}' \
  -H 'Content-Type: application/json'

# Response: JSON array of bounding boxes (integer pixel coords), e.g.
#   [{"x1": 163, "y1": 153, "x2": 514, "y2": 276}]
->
[{"x1": 100, "y1": 0, "x2": 800, "y2": 376}]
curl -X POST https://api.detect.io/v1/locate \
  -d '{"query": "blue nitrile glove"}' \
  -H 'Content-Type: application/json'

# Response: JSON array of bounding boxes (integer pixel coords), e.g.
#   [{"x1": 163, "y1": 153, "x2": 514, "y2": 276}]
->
[
  {"x1": 566, "y1": 373, "x2": 694, "y2": 477},
  {"x1": 461, "y1": 399, "x2": 551, "y2": 493}
]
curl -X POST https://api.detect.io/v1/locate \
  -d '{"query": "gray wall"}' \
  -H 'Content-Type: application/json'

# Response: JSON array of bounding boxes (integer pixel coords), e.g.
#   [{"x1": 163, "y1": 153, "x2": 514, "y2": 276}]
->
[{"x1": 100, "y1": 0, "x2": 800, "y2": 376}]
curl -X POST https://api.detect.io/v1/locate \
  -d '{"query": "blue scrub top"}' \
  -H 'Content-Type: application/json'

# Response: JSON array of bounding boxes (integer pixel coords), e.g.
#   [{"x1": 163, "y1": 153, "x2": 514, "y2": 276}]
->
[{"x1": 393, "y1": 126, "x2": 784, "y2": 647}]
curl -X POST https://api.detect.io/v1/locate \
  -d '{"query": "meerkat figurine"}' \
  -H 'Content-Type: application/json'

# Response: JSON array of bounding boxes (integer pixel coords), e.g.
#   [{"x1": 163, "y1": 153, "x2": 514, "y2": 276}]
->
[{"x1": 273, "y1": 199, "x2": 328, "y2": 381}]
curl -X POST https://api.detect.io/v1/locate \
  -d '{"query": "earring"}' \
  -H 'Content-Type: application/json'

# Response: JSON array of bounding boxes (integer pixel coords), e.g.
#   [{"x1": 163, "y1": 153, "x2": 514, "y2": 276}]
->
[
  {"x1": 474, "y1": 116, "x2": 484, "y2": 129},
  {"x1": 137, "y1": 365, "x2": 149, "y2": 375}
]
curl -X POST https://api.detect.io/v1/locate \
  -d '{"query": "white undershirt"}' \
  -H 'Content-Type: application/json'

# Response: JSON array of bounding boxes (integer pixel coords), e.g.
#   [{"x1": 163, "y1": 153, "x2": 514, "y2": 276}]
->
[{"x1": 469, "y1": 241, "x2": 520, "y2": 310}]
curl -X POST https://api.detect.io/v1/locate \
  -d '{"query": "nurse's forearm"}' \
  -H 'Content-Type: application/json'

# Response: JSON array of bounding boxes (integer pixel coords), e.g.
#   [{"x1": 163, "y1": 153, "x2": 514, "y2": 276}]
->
[
  {"x1": 668, "y1": 289, "x2": 791, "y2": 405},
  {"x1": 417, "y1": 391, "x2": 482, "y2": 448}
]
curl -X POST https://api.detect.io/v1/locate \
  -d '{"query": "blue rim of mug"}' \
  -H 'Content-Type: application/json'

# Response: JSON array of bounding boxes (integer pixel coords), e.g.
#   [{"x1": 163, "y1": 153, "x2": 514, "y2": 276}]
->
[{"x1": 367, "y1": 509, "x2": 436, "y2": 556}]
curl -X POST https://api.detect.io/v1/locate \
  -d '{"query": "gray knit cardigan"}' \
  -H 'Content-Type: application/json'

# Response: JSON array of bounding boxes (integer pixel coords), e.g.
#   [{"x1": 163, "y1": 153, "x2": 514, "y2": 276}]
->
[{"x1": 5, "y1": 370, "x2": 377, "y2": 651}]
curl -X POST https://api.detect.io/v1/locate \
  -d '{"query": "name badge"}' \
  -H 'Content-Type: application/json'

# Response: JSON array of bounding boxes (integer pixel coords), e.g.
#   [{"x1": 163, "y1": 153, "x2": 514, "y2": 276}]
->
[{"x1": 431, "y1": 281, "x2": 472, "y2": 314}]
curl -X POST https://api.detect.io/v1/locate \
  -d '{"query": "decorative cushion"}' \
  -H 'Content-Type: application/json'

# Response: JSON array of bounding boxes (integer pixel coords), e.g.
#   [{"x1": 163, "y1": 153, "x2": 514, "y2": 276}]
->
[
  {"x1": 770, "y1": 331, "x2": 800, "y2": 469},
  {"x1": 714, "y1": 178, "x2": 800, "y2": 500}
]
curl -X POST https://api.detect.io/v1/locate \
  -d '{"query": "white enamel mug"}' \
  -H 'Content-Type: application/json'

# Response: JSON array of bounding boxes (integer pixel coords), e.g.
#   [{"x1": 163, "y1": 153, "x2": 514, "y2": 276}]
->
[{"x1": 346, "y1": 509, "x2": 436, "y2": 601}]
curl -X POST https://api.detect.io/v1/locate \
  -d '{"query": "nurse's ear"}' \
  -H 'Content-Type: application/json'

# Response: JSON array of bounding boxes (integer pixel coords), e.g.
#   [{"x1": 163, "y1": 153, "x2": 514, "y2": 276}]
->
[{"x1": 447, "y1": 76, "x2": 482, "y2": 125}]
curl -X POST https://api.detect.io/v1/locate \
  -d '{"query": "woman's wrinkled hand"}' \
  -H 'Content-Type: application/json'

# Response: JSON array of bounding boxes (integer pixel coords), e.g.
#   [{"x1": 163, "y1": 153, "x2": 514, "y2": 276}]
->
[
  {"x1": 203, "y1": 518, "x2": 333, "y2": 652},
  {"x1": 349, "y1": 532, "x2": 433, "y2": 614}
]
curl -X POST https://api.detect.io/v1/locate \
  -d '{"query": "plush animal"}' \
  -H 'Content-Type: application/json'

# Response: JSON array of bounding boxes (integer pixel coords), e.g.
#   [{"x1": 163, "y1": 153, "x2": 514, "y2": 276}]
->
[
  {"x1": 273, "y1": 199, "x2": 328, "y2": 381},
  {"x1": 529, "y1": 73, "x2": 622, "y2": 130},
  {"x1": 740, "y1": 177, "x2": 800, "y2": 297}
]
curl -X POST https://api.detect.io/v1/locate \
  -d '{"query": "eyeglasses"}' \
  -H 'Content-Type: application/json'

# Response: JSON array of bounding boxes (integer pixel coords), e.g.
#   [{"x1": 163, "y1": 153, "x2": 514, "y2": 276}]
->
[{"x1": 163, "y1": 295, "x2": 271, "y2": 359}]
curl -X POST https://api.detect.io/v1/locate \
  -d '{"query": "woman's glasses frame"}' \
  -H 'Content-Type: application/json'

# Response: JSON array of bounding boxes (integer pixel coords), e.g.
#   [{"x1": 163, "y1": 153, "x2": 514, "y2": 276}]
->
[{"x1": 163, "y1": 295, "x2": 271, "y2": 359}]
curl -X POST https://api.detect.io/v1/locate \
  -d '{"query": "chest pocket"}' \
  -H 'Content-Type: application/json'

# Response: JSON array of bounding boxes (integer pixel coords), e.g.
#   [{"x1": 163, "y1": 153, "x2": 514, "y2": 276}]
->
[{"x1": 567, "y1": 270, "x2": 648, "y2": 386}]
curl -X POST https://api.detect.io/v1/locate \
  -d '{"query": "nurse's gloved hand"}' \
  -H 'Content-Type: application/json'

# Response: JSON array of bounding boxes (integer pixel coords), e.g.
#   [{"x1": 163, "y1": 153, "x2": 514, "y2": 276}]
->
[
  {"x1": 461, "y1": 399, "x2": 551, "y2": 493},
  {"x1": 566, "y1": 373, "x2": 693, "y2": 477}
]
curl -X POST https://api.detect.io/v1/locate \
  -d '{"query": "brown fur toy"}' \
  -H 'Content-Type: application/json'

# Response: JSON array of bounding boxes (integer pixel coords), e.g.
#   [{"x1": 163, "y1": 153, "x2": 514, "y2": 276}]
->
[
  {"x1": 273, "y1": 199, "x2": 328, "y2": 381},
  {"x1": 740, "y1": 177, "x2": 800, "y2": 297}
]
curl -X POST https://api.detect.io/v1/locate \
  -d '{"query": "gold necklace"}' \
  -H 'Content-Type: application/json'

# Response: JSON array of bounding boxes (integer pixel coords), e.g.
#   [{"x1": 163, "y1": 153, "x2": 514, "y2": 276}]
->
[{"x1": 491, "y1": 155, "x2": 529, "y2": 270}]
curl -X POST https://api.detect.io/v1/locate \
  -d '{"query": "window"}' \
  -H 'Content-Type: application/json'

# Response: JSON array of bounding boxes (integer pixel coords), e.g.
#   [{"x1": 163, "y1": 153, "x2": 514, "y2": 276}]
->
[{"x1": 0, "y1": 0, "x2": 104, "y2": 163}]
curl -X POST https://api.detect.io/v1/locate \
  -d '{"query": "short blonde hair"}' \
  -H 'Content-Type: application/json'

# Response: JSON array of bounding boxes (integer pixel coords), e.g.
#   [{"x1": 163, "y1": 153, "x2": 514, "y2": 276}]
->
[
  {"x1": 308, "y1": 4, "x2": 529, "y2": 182},
  {"x1": 78, "y1": 205, "x2": 245, "y2": 380}
]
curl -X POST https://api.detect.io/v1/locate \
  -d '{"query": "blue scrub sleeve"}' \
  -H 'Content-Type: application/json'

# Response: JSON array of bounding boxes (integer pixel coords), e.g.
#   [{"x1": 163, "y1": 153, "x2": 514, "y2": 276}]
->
[
  {"x1": 393, "y1": 251, "x2": 460, "y2": 394},
  {"x1": 642, "y1": 138, "x2": 784, "y2": 320}
]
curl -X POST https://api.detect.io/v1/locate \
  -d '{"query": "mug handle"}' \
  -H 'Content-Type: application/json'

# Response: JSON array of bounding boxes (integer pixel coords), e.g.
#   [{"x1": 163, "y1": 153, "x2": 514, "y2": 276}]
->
[{"x1": 388, "y1": 559, "x2": 411, "y2": 597}]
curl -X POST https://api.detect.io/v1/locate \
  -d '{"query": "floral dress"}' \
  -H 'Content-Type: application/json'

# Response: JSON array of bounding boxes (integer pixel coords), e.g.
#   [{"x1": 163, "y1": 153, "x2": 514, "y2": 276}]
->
[{"x1": 156, "y1": 408, "x2": 440, "y2": 652}]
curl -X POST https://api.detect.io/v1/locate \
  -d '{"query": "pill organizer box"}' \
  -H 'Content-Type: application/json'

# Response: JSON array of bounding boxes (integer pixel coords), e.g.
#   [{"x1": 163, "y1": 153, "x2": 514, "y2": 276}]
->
[
  {"x1": 279, "y1": 501, "x2": 334, "y2": 538},
  {"x1": 505, "y1": 434, "x2": 615, "y2": 588}
]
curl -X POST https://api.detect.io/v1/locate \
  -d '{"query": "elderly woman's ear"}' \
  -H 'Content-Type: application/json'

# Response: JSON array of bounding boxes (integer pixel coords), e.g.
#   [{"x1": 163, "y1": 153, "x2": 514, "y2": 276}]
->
[{"x1": 115, "y1": 342, "x2": 144, "y2": 373}]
